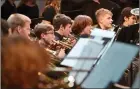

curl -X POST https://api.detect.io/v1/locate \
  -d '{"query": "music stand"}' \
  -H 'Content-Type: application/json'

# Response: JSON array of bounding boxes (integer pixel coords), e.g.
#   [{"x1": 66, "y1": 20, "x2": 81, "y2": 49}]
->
[
  {"x1": 61, "y1": 29, "x2": 116, "y2": 86},
  {"x1": 61, "y1": 40, "x2": 138, "y2": 88},
  {"x1": 61, "y1": 28, "x2": 116, "y2": 67},
  {"x1": 60, "y1": 28, "x2": 138, "y2": 88},
  {"x1": 80, "y1": 42, "x2": 138, "y2": 88}
]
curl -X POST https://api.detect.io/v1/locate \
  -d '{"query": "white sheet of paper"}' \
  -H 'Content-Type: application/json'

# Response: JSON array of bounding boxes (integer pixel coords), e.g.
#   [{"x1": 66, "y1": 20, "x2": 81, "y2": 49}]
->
[
  {"x1": 61, "y1": 38, "x2": 104, "y2": 67},
  {"x1": 91, "y1": 28, "x2": 115, "y2": 38}
]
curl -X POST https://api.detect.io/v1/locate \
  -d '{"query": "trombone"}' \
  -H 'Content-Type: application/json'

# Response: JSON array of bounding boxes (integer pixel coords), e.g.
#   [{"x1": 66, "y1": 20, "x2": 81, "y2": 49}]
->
[{"x1": 52, "y1": 40, "x2": 72, "y2": 49}]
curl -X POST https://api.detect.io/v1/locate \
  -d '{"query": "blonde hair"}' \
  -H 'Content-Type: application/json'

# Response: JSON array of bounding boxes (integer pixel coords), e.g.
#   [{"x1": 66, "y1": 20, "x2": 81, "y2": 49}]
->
[
  {"x1": 7, "y1": 13, "x2": 31, "y2": 32},
  {"x1": 95, "y1": 8, "x2": 113, "y2": 22}
]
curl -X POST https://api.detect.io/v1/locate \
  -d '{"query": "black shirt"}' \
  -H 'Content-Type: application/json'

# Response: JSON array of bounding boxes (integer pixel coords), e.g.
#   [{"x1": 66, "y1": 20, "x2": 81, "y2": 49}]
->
[
  {"x1": 1, "y1": 0, "x2": 17, "y2": 20},
  {"x1": 54, "y1": 32, "x2": 63, "y2": 41},
  {"x1": 17, "y1": 4, "x2": 39, "y2": 19},
  {"x1": 42, "y1": 6, "x2": 56, "y2": 24},
  {"x1": 117, "y1": 23, "x2": 139, "y2": 44},
  {"x1": 54, "y1": 32, "x2": 72, "y2": 54}
]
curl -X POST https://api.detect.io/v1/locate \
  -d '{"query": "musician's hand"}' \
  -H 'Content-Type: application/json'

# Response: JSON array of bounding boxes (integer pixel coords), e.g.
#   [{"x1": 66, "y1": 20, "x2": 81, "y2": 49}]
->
[
  {"x1": 57, "y1": 48, "x2": 66, "y2": 59},
  {"x1": 70, "y1": 39, "x2": 77, "y2": 46}
]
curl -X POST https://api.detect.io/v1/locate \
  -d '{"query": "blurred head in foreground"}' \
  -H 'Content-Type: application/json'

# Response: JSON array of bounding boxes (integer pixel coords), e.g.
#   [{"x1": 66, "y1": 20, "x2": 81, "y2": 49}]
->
[{"x1": 1, "y1": 35, "x2": 51, "y2": 89}]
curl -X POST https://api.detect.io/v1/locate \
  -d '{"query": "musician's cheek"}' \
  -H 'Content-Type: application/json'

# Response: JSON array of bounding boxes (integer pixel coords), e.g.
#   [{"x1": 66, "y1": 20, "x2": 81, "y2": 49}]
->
[{"x1": 57, "y1": 49, "x2": 66, "y2": 59}]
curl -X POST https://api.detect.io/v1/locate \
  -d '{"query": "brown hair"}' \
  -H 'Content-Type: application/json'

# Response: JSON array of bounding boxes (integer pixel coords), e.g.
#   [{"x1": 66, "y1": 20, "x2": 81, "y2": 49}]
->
[
  {"x1": 72, "y1": 15, "x2": 93, "y2": 35},
  {"x1": 34, "y1": 23, "x2": 54, "y2": 39},
  {"x1": 53, "y1": 14, "x2": 72, "y2": 31},
  {"x1": 1, "y1": 19, "x2": 10, "y2": 36},
  {"x1": 1, "y1": 35, "x2": 51, "y2": 88},
  {"x1": 119, "y1": 7, "x2": 134, "y2": 25},
  {"x1": 45, "y1": 0, "x2": 60, "y2": 13}
]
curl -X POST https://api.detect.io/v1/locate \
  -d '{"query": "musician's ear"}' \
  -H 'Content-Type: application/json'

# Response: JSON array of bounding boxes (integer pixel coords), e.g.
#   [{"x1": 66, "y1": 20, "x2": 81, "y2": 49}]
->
[
  {"x1": 41, "y1": 33, "x2": 45, "y2": 38},
  {"x1": 60, "y1": 25, "x2": 64, "y2": 31},
  {"x1": 124, "y1": 16, "x2": 128, "y2": 21},
  {"x1": 8, "y1": 28, "x2": 12, "y2": 35},
  {"x1": 17, "y1": 26, "x2": 22, "y2": 33}
]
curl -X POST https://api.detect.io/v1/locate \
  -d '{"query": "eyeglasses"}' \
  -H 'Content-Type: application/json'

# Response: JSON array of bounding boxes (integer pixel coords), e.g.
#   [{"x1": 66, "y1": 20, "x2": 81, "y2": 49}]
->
[{"x1": 44, "y1": 31, "x2": 54, "y2": 35}]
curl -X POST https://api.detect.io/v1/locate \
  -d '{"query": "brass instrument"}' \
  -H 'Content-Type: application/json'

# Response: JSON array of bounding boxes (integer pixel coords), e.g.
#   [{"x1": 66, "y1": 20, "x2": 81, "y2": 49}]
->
[
  {"x1": 55, "y1": 40, "x2": 73, "y2": 49},
  {"x1": 49, "y1": 40, "x2": 73, "y2": 50},
  {"x1": 38, "y1": 67, "x2": 82, "y2": 89},
  {"x1": 45, "y1": 34, "x2": 77, "y2": 60},
  {"x1": 62, "y1": 34, "x2": 78, "y2": 47},
  {"x1": 38, "y1": 72, "x2": 70, "y2": 88},
  {"x1": 131, "y1": 8, "x2": 139, "y2": 16}
]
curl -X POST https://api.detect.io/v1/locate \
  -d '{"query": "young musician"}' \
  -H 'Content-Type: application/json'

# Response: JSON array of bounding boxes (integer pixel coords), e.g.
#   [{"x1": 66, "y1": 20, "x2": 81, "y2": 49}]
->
[
  {"x1": 116, "y1": 7, "x2": 138, "y2": 44},
  {"x1": 72, "y1": 15, "x2": 93, "y2": 38},
  {"x1": 53, "y1": 14, "x2": 73, "y2": 41},
  {"x1": 53, "y1": 14, "x2": 77, "y2": 53},
  {"x1": 95, "y1": 8, "x2": 114, "y2": 31},
  {"x1": 7, "y1": 13, "x2": 31, "y2": 39},
  {"x1": 34, "y1": 23, "x2": 65, "y2": 59},
  {"x1": 118, "y1": 7, "x2": 137, "y2": 27}
]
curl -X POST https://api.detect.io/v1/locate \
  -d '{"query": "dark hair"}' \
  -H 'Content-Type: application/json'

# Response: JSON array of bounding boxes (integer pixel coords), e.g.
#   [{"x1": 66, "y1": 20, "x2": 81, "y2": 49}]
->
[
  {"x1": 72, "y1": 15, "x2": 93, "y2": 35},
  {"x1": 118, "y1": 7, "x2": 133, "y2": 26},
  {"x1": 1, "y1": 35, "x2": 51, "y2": 89},
  {"x1": 34, "y1": 23, "x2": 54, "y2": 39},
  {"x1": 121, "y1": 7, "x2": 132, "y2": 18},
  {"x1": 53, "y1": 14, "x2": 72, "y2": 31},
  {"x1": 18, "y1": 0, "x2": 36, "y2": 7},
  {"x1": 1, "y1": 19, "x2": 9, "y2": 36}
]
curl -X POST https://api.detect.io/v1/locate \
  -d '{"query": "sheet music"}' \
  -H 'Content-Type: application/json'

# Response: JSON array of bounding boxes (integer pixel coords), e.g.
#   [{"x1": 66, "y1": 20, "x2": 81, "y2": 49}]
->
[
  {"x1": 61, "y1": 38, "x2": 104, "y2": 67},
  {"x1": 61, "y1": 29, "x2": 116, "y2": 67},
  {"x1": 81, "y1": 42, "x2": 139, "y2": 88},
  {"x1": 61, "y1": 29, "x2": 116, "y2": 85},
  {"x1": 91, "y1": 28, "x2": 115, "y2": 38},
  {"x1": 66, "y1": 38, "x2": 104, "y2": 85},
  {"x1": 68, "y1": 38, "x2": 115, "y2": 85}
]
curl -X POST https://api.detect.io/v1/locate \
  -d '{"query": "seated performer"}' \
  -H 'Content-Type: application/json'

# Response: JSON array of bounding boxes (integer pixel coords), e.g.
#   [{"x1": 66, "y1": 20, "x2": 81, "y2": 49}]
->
[
  {"x1": 117, "y1": 7, "x2": 137, "y2": 27},
  {"x1": 72, "y1": 15, "x2": 93, "y2": 38},
  {"x1": 115, "y1": 7, "x2": 138, "y2": 44},
  {"x1": 53, "y1": 14, "x2": 76, "y2": 53},
  {"x1": 34, "y1": 23, "x2": 66, "y2": 59},
  {"x1": 53, "y1": 14, "x2": 73, "y2": 41},
  {"x1": 7, "y1": 13, "x2": 31, "y2": 40},
  {"x1": 95, "y1": 8, "x2": 114, "y2": 31}
]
